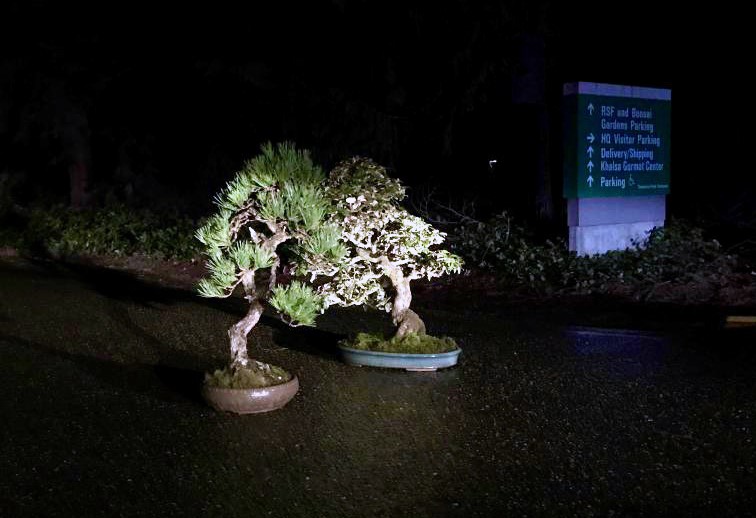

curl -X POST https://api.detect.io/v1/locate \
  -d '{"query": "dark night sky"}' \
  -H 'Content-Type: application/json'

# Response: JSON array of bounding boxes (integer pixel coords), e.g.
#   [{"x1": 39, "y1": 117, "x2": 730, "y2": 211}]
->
[{"x1": 1, "y1": 1, "x2": 752, "y2": 221}]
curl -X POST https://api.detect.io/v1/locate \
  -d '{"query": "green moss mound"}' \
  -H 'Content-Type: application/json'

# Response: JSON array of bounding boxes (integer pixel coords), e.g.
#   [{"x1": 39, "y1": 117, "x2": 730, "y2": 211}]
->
[
  {"x1": 343, "y1": 332, "x2": 458, "y2": 354},
  {"x1": 204, "y1": 363, "x2": 292, "y2": 389}
]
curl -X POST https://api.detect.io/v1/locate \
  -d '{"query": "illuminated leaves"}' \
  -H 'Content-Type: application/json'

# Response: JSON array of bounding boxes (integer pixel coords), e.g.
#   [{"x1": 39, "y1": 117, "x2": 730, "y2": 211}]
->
[
  {"x1": 269, "y1": 281, "x2": 325, "y2": 326},
  {"x1": 320, "y1": 157, "x2": 462, "y2": 310},
  {"x1": 196, "y1": 142, "x2": 342, "y2": 307}
]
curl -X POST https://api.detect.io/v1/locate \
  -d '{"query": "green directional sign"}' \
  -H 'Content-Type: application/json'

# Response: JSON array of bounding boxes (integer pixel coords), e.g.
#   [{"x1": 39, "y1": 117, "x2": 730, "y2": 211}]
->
[{"x1": 563, "y1": 82, "x2": 671, "y2": 198}]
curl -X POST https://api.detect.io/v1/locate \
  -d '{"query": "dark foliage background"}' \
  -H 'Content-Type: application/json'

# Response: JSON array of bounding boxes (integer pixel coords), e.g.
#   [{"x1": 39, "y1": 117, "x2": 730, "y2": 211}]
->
[{"x1": 0, "y1": 1, "x2": 751, "y2": 228}]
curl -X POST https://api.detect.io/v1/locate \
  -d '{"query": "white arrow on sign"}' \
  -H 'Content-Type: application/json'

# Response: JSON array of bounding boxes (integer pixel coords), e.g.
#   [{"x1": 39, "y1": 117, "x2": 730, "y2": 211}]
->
[
  {"x1": 587, "y1": 175, "x2": 594, "y2": 187},
  {"x1": 587, "y1": 160, "x2": 594, "y2": 173},
  {"x1": 587, "y1": 103, "x2": 595, "y2": 116},
  {"x1": 587, "y1": 145, "x2": 594, "y2": 158},
  {"x1": 586, "y1": 133, "x2": 595, "y2": 144}
]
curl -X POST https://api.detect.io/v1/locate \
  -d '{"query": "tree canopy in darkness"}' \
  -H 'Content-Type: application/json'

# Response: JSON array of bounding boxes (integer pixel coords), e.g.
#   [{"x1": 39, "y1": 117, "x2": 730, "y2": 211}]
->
[{"x1": 0, "y1": 1, "x2": 749, "y2": 222}]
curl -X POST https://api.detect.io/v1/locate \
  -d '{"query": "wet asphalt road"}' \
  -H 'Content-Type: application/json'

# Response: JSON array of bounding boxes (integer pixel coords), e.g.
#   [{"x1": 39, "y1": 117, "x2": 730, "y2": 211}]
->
[{"x1": 1, "y1": 258, "x2": 755, "y2": 517}]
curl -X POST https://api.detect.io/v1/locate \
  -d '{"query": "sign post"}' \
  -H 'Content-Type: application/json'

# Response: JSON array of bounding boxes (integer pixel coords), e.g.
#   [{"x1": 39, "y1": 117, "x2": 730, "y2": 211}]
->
[{"x1": 563, "y1": 82, "x2": 671, "y2": 255}]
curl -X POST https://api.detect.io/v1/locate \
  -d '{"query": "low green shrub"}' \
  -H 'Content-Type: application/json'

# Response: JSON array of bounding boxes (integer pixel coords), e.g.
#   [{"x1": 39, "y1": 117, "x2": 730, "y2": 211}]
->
[
  {"x1": 449, "y1": 212, "x2": 740, "y2": 297},
  {"x1": 565, "y1": 223, "x2": 738, "y2": 295},
  {"x1": 2, "y1": 204, "x2": 201, "y2": 260},
  {"x1": 343, "y1": 332, "x2": 458, "y2": 354},
  {"x1": 449, "y1": 212, "x2": 570, "y2": 292}
]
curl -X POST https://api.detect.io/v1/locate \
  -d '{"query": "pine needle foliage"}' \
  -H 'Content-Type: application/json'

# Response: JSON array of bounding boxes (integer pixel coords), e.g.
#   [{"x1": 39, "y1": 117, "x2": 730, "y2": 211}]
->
[
  {"x1": 196, "y1": 141, "x2": 344, "y2": 344},
  {"x1": 299, "y1": 225, "x2": 347, "y2": 260},
  {"x1": 230, "y1": 241, "x2": 275, "y2": 271},
  {"x1": 196, "y1": 142, "x2": 339, "y2": 299},
  {"x1": 195, "y1": 142, "x2": 353, "y2": 375},
  {"x1": 195, "y1": 213, "x2": 232, "y2": 252},
  {"x1": 269, "y1": 281, "x2": 325, "y2": 326}
]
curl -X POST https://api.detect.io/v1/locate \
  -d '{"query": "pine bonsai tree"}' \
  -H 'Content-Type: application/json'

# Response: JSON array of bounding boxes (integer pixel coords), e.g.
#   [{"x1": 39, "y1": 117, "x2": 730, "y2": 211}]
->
[
  {"x1": 196, "y1": 142, "x2": 344, "y2": 387},
  {"x1": 315, "y1": 157, "x2": 462, "y2": 345}
]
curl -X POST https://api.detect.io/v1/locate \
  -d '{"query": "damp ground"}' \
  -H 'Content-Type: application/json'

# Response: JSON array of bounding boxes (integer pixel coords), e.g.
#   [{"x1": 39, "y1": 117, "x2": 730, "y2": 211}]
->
[{"x1": 1, "y1": 258, "x2": 755, "y2": 517}]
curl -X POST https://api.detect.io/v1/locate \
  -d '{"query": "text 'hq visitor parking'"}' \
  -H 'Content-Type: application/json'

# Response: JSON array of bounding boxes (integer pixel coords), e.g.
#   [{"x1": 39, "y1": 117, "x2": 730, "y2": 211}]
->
[
  {"x1": 563, "y1": 83, "x2": 671, "y2": 198},
  {"x1": 564, "y1": 82, "x2": 671, "y2": 255}
]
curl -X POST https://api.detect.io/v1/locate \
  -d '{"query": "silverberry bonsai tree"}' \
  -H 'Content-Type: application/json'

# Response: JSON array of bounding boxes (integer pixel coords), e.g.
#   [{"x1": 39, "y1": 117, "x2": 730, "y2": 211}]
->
[
  {"x1": 196, "y1": 142, "x2": 344, "y2": 387},
  {"x1": 314, "y1": 157, "x2": 462, "y2": 347}
]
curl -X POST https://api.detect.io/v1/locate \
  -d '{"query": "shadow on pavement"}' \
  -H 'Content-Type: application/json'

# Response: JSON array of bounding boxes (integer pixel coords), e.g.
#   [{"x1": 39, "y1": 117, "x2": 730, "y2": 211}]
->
[
  {"x1": 0, "y1": 332, "x2": 208, "y2": 407},
  {"x1": 268, "y1": 319, "x2": 344, "y2": 361},
  {"x1": 153, "y1": 364, "x2": 206, "y2": 405},
  {"x1": 21, "y1": 257, "x2": 243, "y2": 317}
]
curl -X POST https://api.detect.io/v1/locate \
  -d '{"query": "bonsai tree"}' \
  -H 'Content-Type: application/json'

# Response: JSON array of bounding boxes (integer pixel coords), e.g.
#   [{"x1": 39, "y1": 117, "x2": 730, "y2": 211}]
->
[
  {"x1": 316, "y1": 157, "x2": 462, "y2": 345},
  {"x1": 196, "y1": 142, "x2": 344, "y2": 387}
]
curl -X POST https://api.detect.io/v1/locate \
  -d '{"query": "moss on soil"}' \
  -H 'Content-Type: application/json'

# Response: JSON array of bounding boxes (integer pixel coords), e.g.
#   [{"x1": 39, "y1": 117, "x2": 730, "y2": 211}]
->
[
  {"x1": 343, "y1": 332, "x2": 458, "y2": 354},
  {"x1": 204, "y1": 363, "x2": 292, "y2": 389}
]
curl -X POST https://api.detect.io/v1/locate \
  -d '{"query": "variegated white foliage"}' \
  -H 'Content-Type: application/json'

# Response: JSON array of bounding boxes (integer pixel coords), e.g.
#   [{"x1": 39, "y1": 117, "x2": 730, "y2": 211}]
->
[{"x1": 313, "y1": 157, "x2": 462, "y2": 313}]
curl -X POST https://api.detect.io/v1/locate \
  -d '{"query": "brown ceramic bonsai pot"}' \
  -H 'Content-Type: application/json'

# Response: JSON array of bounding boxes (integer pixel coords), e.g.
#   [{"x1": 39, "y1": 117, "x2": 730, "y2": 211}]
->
[{"x1": 202, "y1": 376, "x2": 299, "y2": 414}]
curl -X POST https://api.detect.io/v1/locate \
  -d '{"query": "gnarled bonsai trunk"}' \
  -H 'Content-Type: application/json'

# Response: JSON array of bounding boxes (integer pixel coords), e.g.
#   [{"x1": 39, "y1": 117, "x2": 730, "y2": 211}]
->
[
  {"x1": 386, "y1": 263, "x2": 426, "y2": 339},
  {"x1": 228, "y1": 299, "x2": 263, "y2": 367},
  {"x1": 228, "y1": 270, "x2": 264, "y2": 367},
  {"x1": 224, "y1": 230, "x2": 290, "y2": 369}
]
